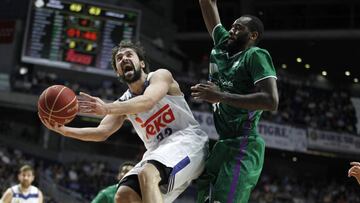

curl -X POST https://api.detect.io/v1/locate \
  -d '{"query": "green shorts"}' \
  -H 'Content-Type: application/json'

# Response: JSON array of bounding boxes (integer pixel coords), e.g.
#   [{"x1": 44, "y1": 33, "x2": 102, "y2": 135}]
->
[{"x1": 197, "y1": 135, "x2": 265, "y2": 203}]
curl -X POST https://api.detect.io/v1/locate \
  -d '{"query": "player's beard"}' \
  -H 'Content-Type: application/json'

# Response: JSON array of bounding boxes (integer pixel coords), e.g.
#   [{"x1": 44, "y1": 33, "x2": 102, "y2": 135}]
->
[
  {"x1": 118, "y1": 64, "x2": 142, "y2": 84},
  {"x1": 226, "y1": 32, "x2": 250, "y2": 54},
  {"x1": 20, "y1": 181, "x2": 31, "y2": 189}
]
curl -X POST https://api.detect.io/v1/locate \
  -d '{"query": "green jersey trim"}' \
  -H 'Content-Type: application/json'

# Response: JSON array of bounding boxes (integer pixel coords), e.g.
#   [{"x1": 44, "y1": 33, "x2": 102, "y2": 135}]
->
[
  {"x1": 212, "y1": 23, "x2": 223, "y2": 44},
  {"x1": 212, "y1": 24, "x2": 229, "y2": 46},
  {"x1": 254, "y1": 75, "x2": 277, "y2": 85}
]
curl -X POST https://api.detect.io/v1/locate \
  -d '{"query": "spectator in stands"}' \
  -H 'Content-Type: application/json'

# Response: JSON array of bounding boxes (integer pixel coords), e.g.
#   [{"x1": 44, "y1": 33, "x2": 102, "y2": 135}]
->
[
  {"x1": 91, "y1": 162, "x2": 135, "y2": 203},
  {"x1": 348, "y1": 161, "x2": 360, "y2": 185},
  {"x1": 0, "y1": 164, "x2": 43, "y2": 203}
]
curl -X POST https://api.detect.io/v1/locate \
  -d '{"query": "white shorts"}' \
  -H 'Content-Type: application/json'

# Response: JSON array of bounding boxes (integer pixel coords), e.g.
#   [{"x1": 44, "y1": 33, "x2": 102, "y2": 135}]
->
[{"x1": 123, "y1": 127, "x2": 208, "y2": 203}]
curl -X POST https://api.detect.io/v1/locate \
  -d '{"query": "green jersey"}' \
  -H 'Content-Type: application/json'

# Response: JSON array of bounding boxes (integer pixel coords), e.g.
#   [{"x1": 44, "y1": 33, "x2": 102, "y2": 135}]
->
[
  {"x1": 91, "y1": 184, "x2": 117, "y2": 203},
  {"x1": 209, "y1": 24, "x2": 277, "y2": 139}
]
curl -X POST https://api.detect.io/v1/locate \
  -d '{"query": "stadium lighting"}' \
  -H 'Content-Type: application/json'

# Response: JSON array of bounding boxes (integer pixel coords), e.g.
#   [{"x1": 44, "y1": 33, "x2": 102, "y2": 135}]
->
[
  {"x1": 304, "y1": 64, "x2": 310, "y2": 69},
  {"x1": 281, "y1": 64, "x2": 287, "y2": 69},
  {"x1": 296, "y1": 57, "x2": 302, "y2": 63},
  {"x1": 19, "y1": 67, "x2": 28, "y2": 75},
  {"x1": 321, "y1": 71, "x2": 327, "y2": 76},
  {"x1": 354, "y1": 78, "x2": 359, "y2": 83},
  {"x1": 345, "y1": 71, "x2": 351, "y2": 76},
  {"x1": 292, "y1": 157, "x2": 297, "y2": 162}
]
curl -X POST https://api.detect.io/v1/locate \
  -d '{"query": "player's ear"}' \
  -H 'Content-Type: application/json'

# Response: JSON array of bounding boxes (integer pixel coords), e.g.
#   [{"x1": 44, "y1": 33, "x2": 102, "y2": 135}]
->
[
  {"x1": 140, "y1": 61, "x2": 145, "y2": 68},
  {"x1": 250, "y1": 31, "x2": 258, "y2": 41}
]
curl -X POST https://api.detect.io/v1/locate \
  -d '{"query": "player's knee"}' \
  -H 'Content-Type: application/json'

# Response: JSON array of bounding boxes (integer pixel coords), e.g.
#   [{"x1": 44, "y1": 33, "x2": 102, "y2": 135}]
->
[
  {"x1": 138, "y1": 164, "x2": 161, "y2": 187},
  {"x1": 115, "y1": 186, "x2": 138, "y2": 203}
]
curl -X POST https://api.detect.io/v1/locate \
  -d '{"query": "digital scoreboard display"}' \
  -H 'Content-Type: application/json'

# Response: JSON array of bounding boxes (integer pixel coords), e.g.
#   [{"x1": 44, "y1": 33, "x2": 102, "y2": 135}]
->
[{"x1": 22, "y1": 0, "x2": 140, "y2": 76}]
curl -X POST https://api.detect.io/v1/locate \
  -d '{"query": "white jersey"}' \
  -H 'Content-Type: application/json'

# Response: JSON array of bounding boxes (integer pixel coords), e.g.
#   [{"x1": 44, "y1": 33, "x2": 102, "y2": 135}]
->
[
  {"x1": 119, "y1": 74, "x2": 206, "y2": 150},
  {"x1": 10, "y1": 185, "x2": 40, "y2": 203},
  {"x1": 119, "y1": 72, "x2": 208, "y2": 202}
]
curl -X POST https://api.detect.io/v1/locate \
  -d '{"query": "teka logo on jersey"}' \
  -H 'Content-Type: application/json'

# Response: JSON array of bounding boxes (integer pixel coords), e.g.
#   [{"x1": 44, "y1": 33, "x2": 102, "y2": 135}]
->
[{"x1": 136, "y1": 104, "x2": 175, "y2": 139}]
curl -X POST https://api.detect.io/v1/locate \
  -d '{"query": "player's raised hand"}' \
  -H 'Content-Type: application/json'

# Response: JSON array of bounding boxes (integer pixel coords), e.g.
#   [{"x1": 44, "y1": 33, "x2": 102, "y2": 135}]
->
[
  {"x1": 78, "y1": 92, "x2": 109, "y2": 116},
  {"x1": 348, "y1": 162, "x2": 360, "y2": 185}
]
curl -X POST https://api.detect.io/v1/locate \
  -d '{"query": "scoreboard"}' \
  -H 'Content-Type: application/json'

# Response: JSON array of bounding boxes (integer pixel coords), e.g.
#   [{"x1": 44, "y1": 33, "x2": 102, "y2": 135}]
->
[{"x1": 21, "y1": 0, "x2": 141, "y2": 76}]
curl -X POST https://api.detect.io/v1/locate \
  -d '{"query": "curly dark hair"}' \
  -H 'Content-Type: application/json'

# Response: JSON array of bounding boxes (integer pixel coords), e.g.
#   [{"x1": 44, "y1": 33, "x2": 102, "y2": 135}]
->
[{"x1": 111, "y1": 40, "x2": 149, "y2": 73}]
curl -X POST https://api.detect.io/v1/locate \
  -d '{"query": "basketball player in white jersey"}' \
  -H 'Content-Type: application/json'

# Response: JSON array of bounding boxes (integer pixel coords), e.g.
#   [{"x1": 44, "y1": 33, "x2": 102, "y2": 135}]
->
[
  {"x1": 1, "y1": 165, "x2": 43, "y2": 203},
  {"x1": 40, "y1": 40, "x2": 209, "y2": 203}
]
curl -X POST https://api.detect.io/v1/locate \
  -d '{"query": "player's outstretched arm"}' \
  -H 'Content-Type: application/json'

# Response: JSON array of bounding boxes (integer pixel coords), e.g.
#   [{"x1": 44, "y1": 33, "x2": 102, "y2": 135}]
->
[
  {"x1": 39, "y1": 113, "x2": 125, "y2": 142},
  {"x1": 103, "y1": 69, "x2": 173, "y2": 115},
  {"x1": 1, "y1": 188, "x2": 13, "y2": 203},
  {"x1": 192, "y1": 78, "x2": 278, "y2": 111},
  {"x1": 348, "y1": 162, "x2": 360, "y2": 185},
  {"x1": 199, "y1": 0, "x2": 221, "y2": 36}
]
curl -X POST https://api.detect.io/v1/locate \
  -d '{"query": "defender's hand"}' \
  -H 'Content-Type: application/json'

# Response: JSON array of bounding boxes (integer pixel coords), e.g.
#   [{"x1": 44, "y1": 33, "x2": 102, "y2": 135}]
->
[{"x1": 191, "y1": 81, "x2": 222, "y2": 103}]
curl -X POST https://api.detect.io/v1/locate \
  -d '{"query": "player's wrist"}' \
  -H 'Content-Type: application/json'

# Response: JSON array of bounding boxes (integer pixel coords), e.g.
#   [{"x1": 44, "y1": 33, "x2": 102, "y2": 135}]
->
[
  {"x1": 218, "y1": 91, "x2": 227, "y2": 102},
  {"x1": 104, "y1": 103, "x2": 111, "y2": 115}
]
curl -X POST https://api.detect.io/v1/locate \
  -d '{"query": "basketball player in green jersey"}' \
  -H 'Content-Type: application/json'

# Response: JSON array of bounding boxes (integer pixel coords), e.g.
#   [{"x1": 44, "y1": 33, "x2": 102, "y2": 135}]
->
[
  {"x1": 91, "y1": 162, "x2": 134, "y2": 203},
  {"x1": 191, "y1": 0, "x2": 279, "y2": 202}
]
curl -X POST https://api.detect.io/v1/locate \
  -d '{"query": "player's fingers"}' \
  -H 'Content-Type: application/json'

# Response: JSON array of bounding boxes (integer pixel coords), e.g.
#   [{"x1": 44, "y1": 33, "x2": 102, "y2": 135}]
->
[
  {"x1": 351, "y1": 167, "x2": 360, "y2": 174},
  {"x1": 197, "y1": 83, "x2": 210, "y2": 88},
  {"x1": 191, "y1": 92, "x2": 200, "y2": 97},
  {"x1": 79, "y1": 105, "x2": 97, "y2": 112},
  {"x1": 349, "y1": 166, "x2": 354, "y2": 175},
  {"x1": 78, "y1": 104, "x2": 93, "y2": 109},
  {"x1": 354, "y1": 166, "x2": 360, "y2": 173},
  {"x1": 78, "y1": 100, "x2": 97, "y2": 106},
  {"x1": 191, "y1": 92, "x2": 203, "y2": 97},
  {"x1": 350, "y1": 162, "x2": 360, "y2": 166},
  {"x1": 77, "y1": 96, "x2": 94, "y2": 104},
  {"x1": 42, "y1": 119, "x2": 53, "y2": 129},
  {"x1": 350, "y1": 166, "x2": 360, "y2": 173},
  {"x1": 349, "y1": 166, "x2": 360, "y2": 172},
  {"x1": 79, "y1": 92, "x2": 96, "y2": 101},
  {"x1": 78, "y1": 107, "x2": 94, "y2": 113},
  {"x1": 38, "y1": 116, "x2": 49, "y2": 128},
  {"x1": 207, "y1": 81, "x2": 215, "y2": 85},
  {"x1": 349, "y1": 171, "x2": 359, "y2": 178},
  {"x1": 81, "y1": 108, "x2": 95, "y2": 113},
  {"x1": 53, "y1": 122, "x2": 60, "y2": 128},
  {"x1": 192, "y1": 86, "x2": 207, "y2": 92},
  {"x1": 191, "y1": 84, "x2": 201, "y2": 91}
]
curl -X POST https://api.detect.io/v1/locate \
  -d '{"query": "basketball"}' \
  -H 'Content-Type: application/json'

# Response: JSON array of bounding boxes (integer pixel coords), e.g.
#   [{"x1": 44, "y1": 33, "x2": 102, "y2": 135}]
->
[{"x1": 38, "y1": 85, "x2": 78, "y2": 126}]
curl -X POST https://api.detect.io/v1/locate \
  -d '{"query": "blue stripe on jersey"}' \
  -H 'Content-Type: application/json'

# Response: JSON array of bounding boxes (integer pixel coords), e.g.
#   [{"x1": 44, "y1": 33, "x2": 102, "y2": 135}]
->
[
  {"x1": 13, "y1": 193, "x2": 39, "y2": 200},
  {"x1": 119, "y1": 78, "x2": 150, "y2": 101},
  {"x1": 167, "y1": 156, "x2": 191, "y2": 193}
]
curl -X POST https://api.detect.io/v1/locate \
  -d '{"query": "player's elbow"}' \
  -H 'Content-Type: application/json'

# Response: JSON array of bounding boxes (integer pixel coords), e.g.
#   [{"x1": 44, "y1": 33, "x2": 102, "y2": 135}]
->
[
  {"x1": 97, "y1": 134, "x2": 110, "y2": 142},
  {"x1": 267, "y1": 94, "x2": 279, "y2": 111},
  {"x1": 92, "y1": 129, "x2": 112, "y2": 142}
]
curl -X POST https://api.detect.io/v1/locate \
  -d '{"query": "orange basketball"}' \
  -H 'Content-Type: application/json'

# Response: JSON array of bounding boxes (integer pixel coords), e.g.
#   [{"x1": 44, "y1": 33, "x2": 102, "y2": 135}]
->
[{"x1": 38, "y1": 85, "x2": 78, "y2": 126}]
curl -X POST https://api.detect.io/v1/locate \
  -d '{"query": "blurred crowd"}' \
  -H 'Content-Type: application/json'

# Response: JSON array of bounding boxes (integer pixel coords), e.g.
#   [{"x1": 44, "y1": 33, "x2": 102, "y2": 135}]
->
[
  {"x1": 250, "y1": 173, "x2": 360, "y2": 203},
  {"x1": 2, "y1": 145, "x2": 360, "y2": 203},
  {"x1": 262, "y1": 77, "x2": 357, "y2": 134},
  {"x1": 43, "y1": 160, "x2": 113, "y2": 200}
]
